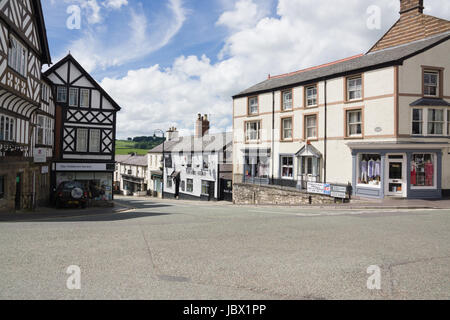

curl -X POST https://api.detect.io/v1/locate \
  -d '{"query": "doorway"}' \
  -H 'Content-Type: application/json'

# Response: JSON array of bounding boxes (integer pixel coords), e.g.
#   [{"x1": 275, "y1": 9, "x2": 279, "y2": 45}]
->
[{"x1": 385, "y1": 154, "x2": 407, "y2": 197}]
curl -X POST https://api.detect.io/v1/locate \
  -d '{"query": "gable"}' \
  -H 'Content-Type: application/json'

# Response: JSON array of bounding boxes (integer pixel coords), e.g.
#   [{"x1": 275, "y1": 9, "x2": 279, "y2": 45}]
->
[
  {"x1": 369, "y1": 13, "x2": 450, "y2": 53},
  {"x1": 0, "y1": 0, "x2": 51, "y2": 63}
]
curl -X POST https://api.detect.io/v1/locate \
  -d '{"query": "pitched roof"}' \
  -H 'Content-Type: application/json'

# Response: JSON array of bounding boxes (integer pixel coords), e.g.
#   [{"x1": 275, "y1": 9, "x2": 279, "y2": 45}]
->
[
  {"x1": 368, "y1": 13, "x2": 450, "y2": 53},
  {"x1": 32, "y1": 0, "x2": 52, "y2": 65},
  {"x1": 148, "y1": 132, "x2": 233, "y2": 154},
  {"x1": 117, "y1": 155, "x2": 147, "y2": 166},
  {"x1": 234, "y1": 32, "x2": 450, "y2": 98},
  {"x1": 410, "y1": 97, "x2": 450, "y2": 107},
  {"x1": 44, "y1": 54, "x2": 121, "y2": 111}
]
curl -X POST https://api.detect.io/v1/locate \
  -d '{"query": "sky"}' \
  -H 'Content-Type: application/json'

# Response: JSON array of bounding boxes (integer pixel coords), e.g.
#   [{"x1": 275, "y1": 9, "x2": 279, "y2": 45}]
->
[{"x1": 42, "y1": 0, "x2": 450, "y2": 139}]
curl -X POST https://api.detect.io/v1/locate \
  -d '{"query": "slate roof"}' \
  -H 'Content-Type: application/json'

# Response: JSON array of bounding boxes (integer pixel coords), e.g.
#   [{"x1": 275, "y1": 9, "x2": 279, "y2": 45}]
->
[
  {"x1": 234, "y1": 32, "x2": 450, "y2": 98},
  {"x1": 410, "y1": 98, "x2": 450, "y2": 107},
  {"x1": 148, "y1": 132, "x2": 233, "y2": 154},
  {"x1": 116, "y1": 155, "x2": 147, "y2": 166}
]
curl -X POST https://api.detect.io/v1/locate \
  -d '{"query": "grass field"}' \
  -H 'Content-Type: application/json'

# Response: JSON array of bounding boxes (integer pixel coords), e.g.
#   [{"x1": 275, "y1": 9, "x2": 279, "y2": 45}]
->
[{"x1": 115, "y1": 140, "x2": 151, "y2": 156}]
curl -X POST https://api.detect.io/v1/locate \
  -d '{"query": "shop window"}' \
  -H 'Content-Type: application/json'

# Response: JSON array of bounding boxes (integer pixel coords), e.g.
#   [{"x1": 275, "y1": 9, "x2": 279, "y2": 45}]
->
[
  {"x1": 244, "y1": 154, "x2": 270, "y2": 180},
  {"x1": 411, "y1": 154, "x2": 435, "y2": 188},
  {"x1": 201, "y1": 180, "x2": 210, "y2": 195},
  {"x1": 282, "y1": 90, "x2": 293, "y2": 111},
  {"x1": 412, "y1": 109, "x2": 423, "y2": 135},
  {"x1": 428, "y1": 109, "x2": 444, "y2": 135},
  {"x1": 358, "y1": 154, "x2": 381, "y2": 187},
  {"x1": 0, "y1": 175, "x2": 5, "y2": 199},
  {"x1": 186, "y1": 179, "x2": 194, "y2": 193}
]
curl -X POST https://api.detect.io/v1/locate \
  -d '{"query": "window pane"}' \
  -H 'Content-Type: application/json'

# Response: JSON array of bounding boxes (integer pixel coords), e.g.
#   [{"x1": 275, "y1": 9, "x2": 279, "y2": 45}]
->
[
  {"x1": 80, "y1": 89, "x2": 90, "y2": 107},
  {"x1": 411, "y1": 154, "x2": 435, "y2": 187},
  {"x1": 76, "y1": 129, "x2": 88, "y2": 152},
  {"x1": 89, "y1": 130, "x2": 100, "y2": 153},
  {"x1": 69, "y1": 88, "x2": 78, "y2": 106}
]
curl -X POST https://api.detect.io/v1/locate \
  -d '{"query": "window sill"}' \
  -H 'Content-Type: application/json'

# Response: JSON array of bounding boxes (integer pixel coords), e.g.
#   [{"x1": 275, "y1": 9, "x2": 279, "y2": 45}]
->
[
  {"x1": 344, "y1": 99, "x2": 364, "y2": 104},
  {"x1": 344, "y1": 135, "x2": 363, "y2": 140},
  {"x1": 356, "y1": 184, "x2": 381, "y2": 189},
  {"x1": 280, "y1": 139, "x2": 294, "y2": 143},
  {"x1": 411, "y1": 186, "x2": 437, "y2": 190},
  {"x1": 246, "y1": 113, "x2": 260, "y2": 118},
  {"x1": 281, "y1": 109, "x2": 294, "y2": 113},
  {"x1": 305, "y1": 105, "x2": 318, "y2": 109}
]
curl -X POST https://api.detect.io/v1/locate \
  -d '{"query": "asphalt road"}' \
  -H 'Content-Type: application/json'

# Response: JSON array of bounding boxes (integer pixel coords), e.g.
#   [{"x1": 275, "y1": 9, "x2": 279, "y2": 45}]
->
[{"x1": 0, "y1": 196, "x2": 449, "y2": 300}]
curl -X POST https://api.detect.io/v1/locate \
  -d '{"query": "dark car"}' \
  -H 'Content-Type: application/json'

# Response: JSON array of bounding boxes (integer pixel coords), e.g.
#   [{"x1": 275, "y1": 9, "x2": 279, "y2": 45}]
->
[{"x1": 55, "y1": 181, "x2": 88, "y2": 209}]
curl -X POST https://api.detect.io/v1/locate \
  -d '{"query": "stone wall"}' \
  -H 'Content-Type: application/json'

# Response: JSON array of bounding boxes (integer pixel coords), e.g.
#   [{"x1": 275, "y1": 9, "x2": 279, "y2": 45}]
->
[{"x1": 233, "y1": 183, "x2": 336, "y2": 206}]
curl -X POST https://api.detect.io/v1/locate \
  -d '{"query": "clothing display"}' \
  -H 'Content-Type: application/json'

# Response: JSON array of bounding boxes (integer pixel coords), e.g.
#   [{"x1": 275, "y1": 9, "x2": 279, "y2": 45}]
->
[
  {"x1": 411, "y1": 162, "x2": 417, "y2": 186},
  {"x1": 359, "y1": 155, "x2": 381, "y2": 186},
  {"x1": 374, "y1": 160, "x2": 381, "y2": 177},
  {"x1": 425, "y1": 161, "x2": 434, "y2": 187}
]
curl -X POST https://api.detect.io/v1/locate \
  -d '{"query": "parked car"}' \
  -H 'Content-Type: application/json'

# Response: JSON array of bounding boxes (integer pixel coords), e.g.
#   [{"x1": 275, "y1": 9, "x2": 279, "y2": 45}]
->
[{"x1": 55, "y1": 181, "x2": 88, "y2": 209}]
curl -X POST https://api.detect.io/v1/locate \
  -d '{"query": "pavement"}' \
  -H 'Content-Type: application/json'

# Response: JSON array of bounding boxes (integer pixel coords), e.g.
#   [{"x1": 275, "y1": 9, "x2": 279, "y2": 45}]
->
[{"x1": 0, "y1": 195, "x2": 449, "y2": 300}]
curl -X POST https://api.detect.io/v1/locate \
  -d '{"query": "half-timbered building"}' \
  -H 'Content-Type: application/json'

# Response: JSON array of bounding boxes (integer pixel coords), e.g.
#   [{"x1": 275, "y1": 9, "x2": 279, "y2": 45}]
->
[
  {"x1": 44, "y1": 54, "x2": 121, "y2": 206},
  {"x1": 0, "y1": 0, "x2": 52, "y2": 212}
]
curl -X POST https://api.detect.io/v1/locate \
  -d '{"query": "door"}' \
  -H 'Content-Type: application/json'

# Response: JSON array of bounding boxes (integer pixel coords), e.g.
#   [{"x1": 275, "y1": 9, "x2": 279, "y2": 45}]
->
[
  {"x1": 208, "y1": 182, "x2": 215, "y2": 200},
  {"x1": 15, "y1": 173, "x2": 22, "y2": 210},
  {"x1": 220, "y1": 179, "x2": 233, "y2": 202},
  {"x1": 386, "y1": 154, "x2": 407, "y2": 197}
]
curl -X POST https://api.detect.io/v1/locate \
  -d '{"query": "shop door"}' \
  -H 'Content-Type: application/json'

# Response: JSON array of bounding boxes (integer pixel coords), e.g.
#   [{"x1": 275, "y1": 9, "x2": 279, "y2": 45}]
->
[{"x1": 386, "y1": 154, "x2": 407, "y2": 197}]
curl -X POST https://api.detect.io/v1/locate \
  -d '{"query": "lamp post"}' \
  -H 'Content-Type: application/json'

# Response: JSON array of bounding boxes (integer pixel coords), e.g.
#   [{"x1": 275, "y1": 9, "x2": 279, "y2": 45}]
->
[{"x1": 154, "y1": 129, "x2": 165, "y2": 199}]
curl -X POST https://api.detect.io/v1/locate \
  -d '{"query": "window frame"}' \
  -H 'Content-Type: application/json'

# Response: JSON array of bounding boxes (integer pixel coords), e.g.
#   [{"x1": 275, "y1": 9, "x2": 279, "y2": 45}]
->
[
  {"x1": 411, "y1": 108, "x2": 424, "y2": 136},
  {"x1": 69, "y1": 88, "x2": 79, "y2": 107},
  {"x1": 345, "y1": 107, "x2": 363, "y2": 138},
  {"x1": 281, "y1": 89, "x2": 293, "y2": 111},
  {"x1": 8, "y1": 35, "x2": 28, "y2": 77},
  {"x1": 427, "y1": 108, "x2": 445, "y2": 136},
  {"x1": 0, "y1": 114, "x2": 15, "y2": 142},
  {"x1": 201, "y1": 180, "x2": 210, "y2": 195},
  {"x1": 281, "y1": 116, "x2": 293, "y2": 141},
  {"x1": 356, "y1": 153, "x2": 382, "y2": 188},
  {"x1": 76, "y1": 128, "x2": 88, "y2": 153},
  {"x1": 89, "y1": 129, "x2": 101, "y2": 153},
  {"x1": 422, "y1": 66, "x2": 444, "y2": 98},
  {"x1": 280, "y1": 155, "x2": 294, "y2": 180},
  {"x1": 410, "y1": 153, "x2": 437, "y2": 190},
  {"x1": 304, "y1": 84, "x2": 318, "y2": 107},
  {"x1": 304, "y1": 113, "x2": 318, "y2": 141},
  {"x1": 186, "y1": 179, "x2": 194, "y2": 193},
  {"x1": 245, "y1": 120, "x2": 261, "y2": 143},
  {"x1": 247, "y1": 96, "x2": 259, "y2": 116},
  {"x1": 57, "y1": 86, "x2": 67, "y2": 103},
  {"x1": 345, "y1": 74, "x2": 363, "y2": 102},
  {"x1": 80, "y1": 89, "x2": 90, "y2": 108}
]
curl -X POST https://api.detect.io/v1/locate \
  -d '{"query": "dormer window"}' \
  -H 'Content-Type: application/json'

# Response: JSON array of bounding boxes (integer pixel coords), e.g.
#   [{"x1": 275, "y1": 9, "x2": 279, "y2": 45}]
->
[
  {"x1": 8, "y1": 36, "x2": 27, "y2": 77},
  {"x1": 423, "y1": 71, "x2": 439, "y2": 97}
]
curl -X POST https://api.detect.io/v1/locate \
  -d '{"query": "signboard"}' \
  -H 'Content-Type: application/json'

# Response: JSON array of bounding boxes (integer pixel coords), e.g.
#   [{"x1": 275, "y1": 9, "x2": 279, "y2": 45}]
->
[
  {"x1": 34, "y1": 148, "x2": 46, "y2": 163},
  {"x1": 55, "y1": 163, "x2": 107, "y2": 172},
  {"x1": 331, "y1": 185, "x2": 349, "y2": 199},
  {"x1": 41, "y1": 166, "x2": 49, "y2": 174},
  {"x1": 307, "y1": 182, "x2": 331, "y2": 196}
]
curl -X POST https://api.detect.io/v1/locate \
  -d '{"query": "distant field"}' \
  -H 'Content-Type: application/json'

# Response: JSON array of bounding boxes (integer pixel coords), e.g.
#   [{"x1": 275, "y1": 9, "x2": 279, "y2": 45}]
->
[{"x1": 115, "y1": 140, "x2": 151, "y2": 156}]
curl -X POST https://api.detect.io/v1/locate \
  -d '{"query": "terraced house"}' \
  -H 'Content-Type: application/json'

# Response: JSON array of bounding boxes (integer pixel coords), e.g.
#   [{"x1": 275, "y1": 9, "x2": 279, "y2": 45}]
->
[
  {"x1": 233, "y1": 0, "x2": 450, "y2": 199},
  {"x1": 0, "y1": 0, "x2": 52, "y2": 212}
]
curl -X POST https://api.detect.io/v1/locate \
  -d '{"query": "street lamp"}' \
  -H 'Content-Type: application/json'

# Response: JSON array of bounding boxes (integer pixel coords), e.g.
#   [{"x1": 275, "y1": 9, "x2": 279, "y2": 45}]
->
[{"x1": 153, "y1": 129, "x2": 165, "y2": 199}]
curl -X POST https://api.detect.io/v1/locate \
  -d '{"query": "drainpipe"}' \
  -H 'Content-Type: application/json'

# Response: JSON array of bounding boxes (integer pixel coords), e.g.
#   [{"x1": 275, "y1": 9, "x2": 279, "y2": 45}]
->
[
  {"x1": 271, "y1": 90, "x2": 275, "y2": 185},
  {"x1": 324, "y1": 79, "x2": 328, "y2": 183}
]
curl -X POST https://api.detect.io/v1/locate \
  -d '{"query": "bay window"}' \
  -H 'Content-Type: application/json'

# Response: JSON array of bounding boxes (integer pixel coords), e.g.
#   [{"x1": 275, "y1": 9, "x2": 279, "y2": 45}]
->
[
  {"x1": 412, "y1": 109, "x2": 423, "y2": 135},
  {"x1": 428, "y1": 109, "x2": 444, "y2": 135}
]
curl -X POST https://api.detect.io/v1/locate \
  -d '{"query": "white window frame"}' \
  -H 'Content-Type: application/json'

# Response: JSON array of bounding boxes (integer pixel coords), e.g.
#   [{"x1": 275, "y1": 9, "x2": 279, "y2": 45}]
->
[
  {"x1": 305, "y1": 115, "x2": 317, "y2": 139},
  {"x1": 69, "y1": 88, "x2": 79, "y2": 107},
  {"x1": 423, "y1": 71, "x2": 439, "y2": 97},
  {"x1": 347, "y1": 76, "x2": 362, "y2": 101},
  {"x1": 8, "y1": 36, "x2": 27, "y2": 77},
  {"x1": 248, "y1": 97, "x2": 258, "y2": 115},
  {"x1": 186, "y1": 179, "x2": 194, "y2": 193},
  {"x1": 89, "y1": 129, "x2": 101, "y2": 153},
  {"x1": 0, "y1": 115, "x2": 15, "y2": 142},
  {"x1": 282, "y1": 90, "x2": 293, "y2": 111},
  {"x1": 356, "y1": 153, "x2": 382, "y2": 189},
  {"x1": 57, "y1": 87, "x2": 67, "y2": 103},
  {"x1": 76, "y1": 129, "x2": 88, "y2": 152},
  {"x1": 80, "y1": 89, "x2": 90, "y2": 108},
  {"x1": 246, "y1": 121, "x2": 261, "y2": 142},
  {"x1": 281, "y1": 156, "x2": 294, "y2": 179},
  {"x1": 427, "y1": 108, "x2": 445, "y2": 136},
  {"x1": 282, "y1": 117, "x2": 293, "y2": 140},
  {"x1": 410, "y1": 153, "x2": 437, "y2": 190},
  {"x1": 306, "y1": 85, "x2": 317, "y2": 107},
  {"x1": 411, "y1": 108, "x2": 423, "y2": 136},
  {"x1": 347, "y1": 110, "x2": 362, "y2": 137}
]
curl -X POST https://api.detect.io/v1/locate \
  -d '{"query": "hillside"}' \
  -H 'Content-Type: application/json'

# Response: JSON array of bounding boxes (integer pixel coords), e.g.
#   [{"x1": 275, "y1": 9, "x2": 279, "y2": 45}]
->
[{"x1": 115, "y1": 137, "x2": 164, "y2": 156}]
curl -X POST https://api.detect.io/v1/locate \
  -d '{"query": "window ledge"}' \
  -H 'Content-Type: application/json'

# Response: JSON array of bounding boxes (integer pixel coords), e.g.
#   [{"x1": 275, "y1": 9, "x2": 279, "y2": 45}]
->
[{"x1": 345, "y1": 99, "x2": 364, "y2": 104}]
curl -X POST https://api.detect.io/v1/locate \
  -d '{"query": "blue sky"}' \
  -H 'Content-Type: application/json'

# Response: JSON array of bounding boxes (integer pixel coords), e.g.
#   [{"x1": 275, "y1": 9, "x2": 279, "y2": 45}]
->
[{"x1": 41, "y1": 0, "x2": 450, "y2": 139}]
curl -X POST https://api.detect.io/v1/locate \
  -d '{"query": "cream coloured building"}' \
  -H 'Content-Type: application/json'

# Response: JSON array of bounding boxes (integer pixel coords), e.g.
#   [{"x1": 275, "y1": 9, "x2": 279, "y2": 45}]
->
[{"x1": 232, "y1": 0, "x2": 450, "y2": 199}]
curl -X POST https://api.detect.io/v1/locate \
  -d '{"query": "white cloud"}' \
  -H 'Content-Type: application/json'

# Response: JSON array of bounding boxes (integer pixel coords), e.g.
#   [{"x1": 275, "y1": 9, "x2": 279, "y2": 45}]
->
[
  {"x1": 98, "y1": 0, "x2": 449, "y2": 139},
  {"x1": 103, "y1": 0, "x2": 128, "y2": 10}
]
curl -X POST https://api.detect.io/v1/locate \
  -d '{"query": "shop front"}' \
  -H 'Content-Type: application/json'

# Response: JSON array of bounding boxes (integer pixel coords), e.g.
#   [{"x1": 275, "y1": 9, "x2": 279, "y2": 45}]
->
[
  {"x1": 351, "y1": 145, "x2": 443, "y2": 199},
  {"x1": 53, "y1": 163, "x2": 115, "y2": 206}
]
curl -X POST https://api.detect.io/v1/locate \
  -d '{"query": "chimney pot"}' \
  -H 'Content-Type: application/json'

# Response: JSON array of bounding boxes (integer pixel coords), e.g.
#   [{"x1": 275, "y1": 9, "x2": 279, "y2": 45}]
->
[{"x1": 399, "y1": 0, "x2": 424, "y2": 15}]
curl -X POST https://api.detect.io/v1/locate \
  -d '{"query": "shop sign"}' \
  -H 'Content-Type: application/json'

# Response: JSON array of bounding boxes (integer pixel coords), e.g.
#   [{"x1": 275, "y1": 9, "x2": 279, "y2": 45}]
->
[
  {"x1": 34, "y1": 148, "x2": 46, "y2": 163},
  {"x1": 307, "y1": 182, "x2": 331, "y2": 196},
  {"x1": 330, "y1": 185, "x2": 349, "y2": 199},
  {"x1": 55, "y1": 163, "x2": 107, "y2": 172}
]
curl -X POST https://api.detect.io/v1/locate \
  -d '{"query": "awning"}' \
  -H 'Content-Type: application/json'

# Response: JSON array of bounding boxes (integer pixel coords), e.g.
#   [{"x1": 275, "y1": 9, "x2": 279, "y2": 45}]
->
[
  {"x1": 410, "y1": 97, "x2": 449, "y2": 107},
  {"x1": 296, "y1": 144, "x2": 322, "y2": 158},
  {"x1": 151, "y1": 170, "x2": 163, "y2": 179},
  {"x1": 0, "y1": 89, "x2": 40, "y2": 118}
]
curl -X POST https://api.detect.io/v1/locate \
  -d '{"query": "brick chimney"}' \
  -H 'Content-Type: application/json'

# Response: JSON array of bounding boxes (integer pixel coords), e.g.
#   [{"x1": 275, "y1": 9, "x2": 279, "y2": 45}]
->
[
  {"x1": 400, "y1": 0, "x2": 424, "y2": 15},
  {"x1": 195, "y1": 114, "x2": 210, "y2": 138}
]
